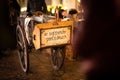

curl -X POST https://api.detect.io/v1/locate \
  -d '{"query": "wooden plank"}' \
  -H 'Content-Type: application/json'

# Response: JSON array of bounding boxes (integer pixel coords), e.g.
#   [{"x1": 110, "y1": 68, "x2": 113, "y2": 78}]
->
[{"x1": 32, "y1": 26, "x2": 40, "y2": 49}]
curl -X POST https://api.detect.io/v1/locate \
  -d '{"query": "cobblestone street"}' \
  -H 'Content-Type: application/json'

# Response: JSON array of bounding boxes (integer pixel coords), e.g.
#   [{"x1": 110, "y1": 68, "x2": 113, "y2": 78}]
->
[{"x1": 0, "y1": 49, "x2": 84, "y2": 80}]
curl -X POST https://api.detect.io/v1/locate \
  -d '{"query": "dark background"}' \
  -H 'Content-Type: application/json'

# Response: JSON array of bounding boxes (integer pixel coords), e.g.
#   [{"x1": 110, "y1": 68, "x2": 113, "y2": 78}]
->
[{"x1": 0, "y1": 0, "x2": 16, "y2": 50}]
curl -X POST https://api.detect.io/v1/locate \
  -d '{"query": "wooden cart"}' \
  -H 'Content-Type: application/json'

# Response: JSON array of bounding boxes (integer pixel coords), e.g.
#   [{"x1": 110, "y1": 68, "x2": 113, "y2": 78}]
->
[{"x1": 16, "y1": 12, "x2": 73, "y2": 72}]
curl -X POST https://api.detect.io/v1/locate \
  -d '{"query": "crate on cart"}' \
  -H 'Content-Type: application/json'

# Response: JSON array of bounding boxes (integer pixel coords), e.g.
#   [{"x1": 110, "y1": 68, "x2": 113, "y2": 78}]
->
[{"x1": 33, "y1": 20, "x2": 73, "y2": 49}]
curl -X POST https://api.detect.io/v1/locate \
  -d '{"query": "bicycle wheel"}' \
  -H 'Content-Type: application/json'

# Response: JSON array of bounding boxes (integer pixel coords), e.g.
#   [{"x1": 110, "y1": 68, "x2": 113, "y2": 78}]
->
[
  {"x1": 16, "y1": 24, "x2": 29, "y2": 73},
  {"x1": 51, "y1": 47, "x2": 65, "y2": 70}
]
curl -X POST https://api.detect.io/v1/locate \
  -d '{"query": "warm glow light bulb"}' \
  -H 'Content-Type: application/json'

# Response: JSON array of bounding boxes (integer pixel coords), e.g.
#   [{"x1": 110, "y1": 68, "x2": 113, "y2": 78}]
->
[{"x1": 78, "y1": 0, "x2": 81, "y2": 3}]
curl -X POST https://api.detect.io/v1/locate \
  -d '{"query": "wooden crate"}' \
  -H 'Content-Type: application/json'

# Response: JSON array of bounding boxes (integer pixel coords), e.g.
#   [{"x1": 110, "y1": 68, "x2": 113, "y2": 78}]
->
[{"x1": 32, "y1": 20, "x2": 74, "y2": 50}]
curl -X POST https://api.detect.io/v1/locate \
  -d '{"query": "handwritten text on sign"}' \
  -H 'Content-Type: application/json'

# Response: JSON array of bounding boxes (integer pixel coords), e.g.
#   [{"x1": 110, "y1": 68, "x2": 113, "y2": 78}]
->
[{"x1": 40, "y1": 26, "x2": 71, "y2": 47}]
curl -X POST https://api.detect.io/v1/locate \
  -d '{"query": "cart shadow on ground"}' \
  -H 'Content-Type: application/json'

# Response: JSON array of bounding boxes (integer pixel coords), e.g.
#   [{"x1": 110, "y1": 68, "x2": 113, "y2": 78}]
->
[{"x1": 0, "y1": 49, "x2": 85, "y2": 80}]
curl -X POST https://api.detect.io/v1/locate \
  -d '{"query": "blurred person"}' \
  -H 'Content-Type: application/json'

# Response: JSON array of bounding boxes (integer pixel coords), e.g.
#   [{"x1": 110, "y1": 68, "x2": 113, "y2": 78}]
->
[
  {"x1": 72, "y1": 0, "x2": 120, "y2": 80},
  {"x1": 8, "y1": 0, "x2": 20, "y2": 26},
  {"x1": 27, "y1": 0, "x2": 47, "y2": 16},
  {"x1": 68, "y1": 9, "x2": 79, "y2": 32},
  {"x1": 68, "y1": 9, "x2": 80, "y2": 33},
  {"x1": 69, "y1": 9, "x2": 78, "y2": 23},
  {"x1": 68, "y1": 9, "x2": 79, "y2": 59},
  {"x1": 8, "y1": 0, "x2": 20, "y2": 15},
  {"x1": 59, "y1": 9, "x2": 67, "y2": 19},
  {"x1": 24, "y1": 0, "x2": 47, "y2": 45},
  {"x1": 8, "y1": 0, "x2": 20, "y2": 48}
]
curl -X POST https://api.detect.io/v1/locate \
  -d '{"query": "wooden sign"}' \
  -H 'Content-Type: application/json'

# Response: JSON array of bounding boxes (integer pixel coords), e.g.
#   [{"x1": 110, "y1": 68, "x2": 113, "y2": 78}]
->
[
  {"x1": 40, "y1": 26, "x2": 71, "y2": 48},
  {"x1": 32, "y1": 20, "x2": 73, "y2": 50}
]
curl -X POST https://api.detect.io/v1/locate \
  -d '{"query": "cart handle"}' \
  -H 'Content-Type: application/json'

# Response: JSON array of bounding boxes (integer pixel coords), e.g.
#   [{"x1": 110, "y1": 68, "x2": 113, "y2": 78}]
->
[{"x1": 33, "y1": 35, "x2": 36, "y2": 40}]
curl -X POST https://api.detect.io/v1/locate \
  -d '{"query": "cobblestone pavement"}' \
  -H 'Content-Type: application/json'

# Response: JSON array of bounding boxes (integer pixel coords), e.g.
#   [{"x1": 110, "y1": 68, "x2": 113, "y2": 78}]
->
[{"x1": 0, "y1": 49, "x2": 84, "y2": 80}]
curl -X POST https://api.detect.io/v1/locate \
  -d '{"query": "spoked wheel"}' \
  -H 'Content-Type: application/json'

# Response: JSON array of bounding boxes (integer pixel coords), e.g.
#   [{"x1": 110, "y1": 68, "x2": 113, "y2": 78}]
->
[
  {"x1": 16, "y1": 24, "x2": 29, "y2": 73},
  {"x1": 51, "y1": 46, "x2": 65, "y2": 70}
]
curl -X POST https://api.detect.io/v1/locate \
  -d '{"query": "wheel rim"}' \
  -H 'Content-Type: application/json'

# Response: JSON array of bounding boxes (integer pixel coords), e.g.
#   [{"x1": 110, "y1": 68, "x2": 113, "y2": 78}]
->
[
  {"x1": 16, "y1": 25, "x2": 28, "y2": 72},
  {"x1": 51, "y1": 47, "x2": 65, "y2": 70}
]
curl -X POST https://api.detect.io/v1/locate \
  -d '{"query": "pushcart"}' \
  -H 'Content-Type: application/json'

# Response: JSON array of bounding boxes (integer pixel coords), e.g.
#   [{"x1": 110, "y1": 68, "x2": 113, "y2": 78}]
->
[{"x1": 16, "y1": 12, "x2": 73, "y2": 73}]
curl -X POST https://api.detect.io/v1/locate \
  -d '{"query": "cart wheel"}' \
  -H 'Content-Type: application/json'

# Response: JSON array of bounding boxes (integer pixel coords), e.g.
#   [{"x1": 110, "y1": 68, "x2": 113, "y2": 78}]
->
[
  {"x1": 16, "y1": 24, "x2": 29, "y2": 73},
  {"x1": 51, "y1": 47, "x2": 65, "y2": 70}
]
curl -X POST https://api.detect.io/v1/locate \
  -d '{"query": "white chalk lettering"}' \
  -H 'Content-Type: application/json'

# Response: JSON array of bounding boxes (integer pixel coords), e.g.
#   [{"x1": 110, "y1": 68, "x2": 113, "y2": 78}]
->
[{"x1": 46, "y1": 35, "x2": 67, "y2": 42}]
